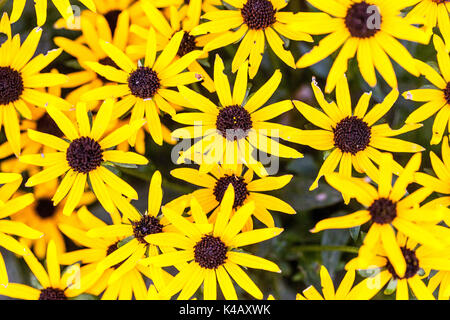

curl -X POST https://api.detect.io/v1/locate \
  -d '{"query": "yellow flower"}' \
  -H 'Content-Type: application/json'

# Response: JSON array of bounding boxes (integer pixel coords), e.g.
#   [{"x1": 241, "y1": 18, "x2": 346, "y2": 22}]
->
[
  {"x1": 403, "y1": 35, "x2": 450, "y2": 145},
  {"x1": 415, "y1": 136, "x2": 450, "y2": 225},
  {"x1": 81, "y1": 171, "x2": 179, "y2": 296},
  {"x1": 58, "y1": 206, "x2": 174, "y2": 300},
  {"x1": 346, "y1": 233, "x2": 450, "y2": 300},
  {"x1": 172, "y1": 55, "x2": 303, "y2": 178},
  {"x1": 54, "y1": 9, "x2": 133, "y2": 105},
  {"x1": 0, "y1": 13, "x2": 70, "y2": 156},
  {"x1": 13, "y1": 179, "x2": 95, "y2": 259},
  {"x1": 296, "y1": 266, "x2": 360, "y2": 300},
  {"x1": 190, "y1": 0, "x2": 313, "y2": 78},
  {"x1": 293, "y1": 74, "x2": 424, "y2": 192},
  {"x1": 171, "y1": 163, "x2": 295, "y2": 231},
  {"x1": 20, "y1": 99, "x2": 148, "y2": 216},
  {"x1": 0, "y1": 240, "x2": 84, "y2": 299},
  {"x1": 130, "y1": 0, "x2": 215, "y2": 91},
  {"x1": 141, "y1": 185, "x2": 283, "y2": 300},
  {"x1": 0, "y1": 80, "x2": 66, "y2": 174},
  {"x1": 294, "y1": 0, "x2": 429, "y2": 92},
  {"x1": 312, "y1": 153, "x2": 447, "y2": 279},
  {"x1": 10, "y1": 0, "x2": 96, "y2": 26},
  {"x1": 0, "y1": 173, "x2": 42, "y2": 287},
  {"x1": 80, "y1": 29, "x2": 203, "y2": 146},
  {"x1": 406, "y1": 0, "x2": 449, "y2": 48}
]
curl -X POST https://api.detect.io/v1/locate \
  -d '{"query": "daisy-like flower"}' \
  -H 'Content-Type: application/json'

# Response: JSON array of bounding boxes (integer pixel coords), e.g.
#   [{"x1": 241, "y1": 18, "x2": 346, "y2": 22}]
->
[
  {"x1": 130, "y1": 0, "x2": 215, "y2": 91},
  {"x1": 0, "y1": 240, "x2": 84, "y2": 300},
  {"x1": 296, "y1": 266, "x2": 360, "y2": 300},
  {"x1": 172, "y1": 55, "x2": 303, "y2": 178},
  {"x1": 19, "y1": 99, "x2": 148, "y2": 216},
  {"x1": 82, "y1": 171, "x2": 180, "y2": 294},
  {"x1": 346, "y1": 233, "x2": 450, "y2": 300},
  {"x1": 171, "y1": 163, "x2": 295, "y2": 231},
  {"x1": 293, "y1": 74, "x2": 424, "y2": 191},
  {"x1": 190, "y1": 0, "x2": 313, "y2": 78},
  {"x1": 312, "y1": 153, "x2": 447, "y2": 279},
  {"x1": 9, "y1": 0, "x2": 96, "y2": 26},
  {"x1": 0, "y1": 77, "x2": 66, "y2": 174},
  {"x1": 54, "y1": 9, "x2": 133, "y2": 102},
  {"x1": 293, "y1": 0, "x2": 429, "y2": 93},
  {"x1": 80, "y1": 29, "x2": 203, "y2": 146},
  {"x1": 0, "y1": 173, "x2": 43, "y2": 287},
  {"x1": 415, "y1": 136, "x2": 450, "y2": 220},
  {"x1": 406, "y1": 0, "x2": 449, "y2": 49},
  {"x1": 13, "y1": 179, "x2": 95, "y2": 259},
  {"x1": 403, "y1": 35, "x2": 450, "y2": 145},
  {"x1": 0, "y1": 13, "x2": 70, "y2": 156},
  {"x1": 58, "y1": 206, "x2": 174, "y2": 300},
  {"x1": 141, "y1": 185, "x2": 283, "y2": 300}
]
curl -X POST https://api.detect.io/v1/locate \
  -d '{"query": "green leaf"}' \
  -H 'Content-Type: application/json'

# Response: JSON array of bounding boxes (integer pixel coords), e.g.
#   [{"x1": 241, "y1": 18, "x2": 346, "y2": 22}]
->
[
  {"x1": 117, "y1": 235, "x2": 134, "y2": 248},
  {"x1": 383, "y1": 278, "x2": 397, "y2": 295},
  {"x1": 349, "y1": 225, "x2": 360, "y2": 242}
]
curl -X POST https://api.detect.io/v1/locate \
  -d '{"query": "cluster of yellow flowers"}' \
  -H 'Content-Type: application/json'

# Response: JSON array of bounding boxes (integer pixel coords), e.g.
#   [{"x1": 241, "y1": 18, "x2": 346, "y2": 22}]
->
[{"x1": 0, "y1": 0, "x2": 449, "y2": 301}]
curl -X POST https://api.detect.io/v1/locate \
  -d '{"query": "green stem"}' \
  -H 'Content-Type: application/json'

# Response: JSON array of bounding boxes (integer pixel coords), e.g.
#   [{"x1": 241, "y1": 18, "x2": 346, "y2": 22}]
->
[{"x1": 292, "y1": 245, "x2": 359, "y2": 254}]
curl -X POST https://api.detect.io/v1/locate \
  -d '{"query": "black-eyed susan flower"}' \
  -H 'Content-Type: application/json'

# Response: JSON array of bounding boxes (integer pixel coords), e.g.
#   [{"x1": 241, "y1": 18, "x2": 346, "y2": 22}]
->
[
  {"x1": 172, "y1": 55, "x2": 303, "y2": 177},
  {"x1": 130, "y1": 0, "x2": 215, "y2": 91},
  {"x1": 313, "y1": 153, "x2": 447, "y2": 279},
  {"x1": 141, "y1": 185, "x2": 283, "y2": 300},
  {"x1": 0, "y1": 73, "x2": 80, "y2": 174},
  {"x1": 428, "y1": 262, "x2": 450, "y2": 300},
  {"x1": 58, "y1": 206, "x2": 174, "y2": 300},
  {"x1": 346, "y1": 233, "x2": 450, "y2": 300},
  {"x1": 20, "y1": 99, "x2": 148, "y2": 216},
  {"x1": 415, "y1": 136, "x2": 450, "y2": 221},
  {"x1": 0, "y1": 240, "x2": 83, "y2": 300},
  {"x1": 190, "y1": 0, "x2": 313, "y2": 78},
  {"x1": 81, "y1": 29, "x2": 202, "y2": 146},
  {"x1": 403, "y1": 35, "x2": 450, "y2": 145},
  {"x1": 293, "y1": 75, "x2": 424, "y2": 192},
  {"x1": 54, "y1": 9, "x2": 133, "y2": 103},
  {"x1": 170, "y1": 163, "x2": 295, "y2": 231},
  {"x1": 296, "y1": 266, "x2": 360, "y2": 300},
  {"x1": 0, "y1": 173, "x2": 43, "y2": 287},
  {"x1": 0, "y1": 13, "x2": 70, "y2": 156},
  {"x1": 294, "y1": 0, "x2": 429, "y2": 92},
  {"x1": 406, "y1": 0, "x2": 448, "y2": 48},
  {"x1": 82, "y1": 171, "x2": 180, "y2": 295},
  {"x1": 13, "y1": 179, "x2": 95, "y2": 259},
  {"x1": 10, "y1": 0, "x2": 96, "y2": 26}
]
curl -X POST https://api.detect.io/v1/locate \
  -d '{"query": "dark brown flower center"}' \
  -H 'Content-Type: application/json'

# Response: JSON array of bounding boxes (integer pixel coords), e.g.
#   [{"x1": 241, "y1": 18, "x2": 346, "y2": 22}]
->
[
  {"x1": 104, "y1": 10, "x2": 121, "y2": 34},
  {"x1": 177, "y1": 32, "x2": 197, "y2": 57},
  {"x1": 36, "y1": 198, "x2": 57, "y2": 219},
  {"x1": 216, "y1": 105, "x2": 252, "y2": 140},
  {"x1": 37, "y1": 113, "x2": 64, "y2": 137},
  {"x1": 333, "y1": 116, "x2": 371, "y2": 154},
  {"x1": 0, "y1": 66, "x2": 24, "y2": 105},
  {"x1": 345, "y1": 2, "x2": 381, "y2": 38},
  {"x1": 213, "y1": 174, "x2": 249, "y2": 209},
  {"x1": 241, "y1": 0, "x2": 276, "y2": 30},
  {"x1": 386, "y1": 247, "x2": 419, "y2": 279},
  {"x1": 128, "y1": 67, "x2": 160, "y2": 99},
  {"x1": 66, "y1": 137, "x2": 104, "y2": 173},
  {"x1": 433, "y1": 0, "x2": 450, "y2": 3},
  {"x1": 97, "y1": 57, "x2": 120, "y2": 83},
  {"x1": 368, "y1": 197, "x2": 397, "y2": 224},
  {"x1": 39, "y1": 287, "x2": 67, "y2": 300},
  {"x1": 444, "y1": 82, "x2": 450, "y2": 104},
  {"x1": 132, "y1": 215, "x2": 163, "y2": 244},
  {"x1": 194, "y1": 235, "x2": 227, "y2": 269}
]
